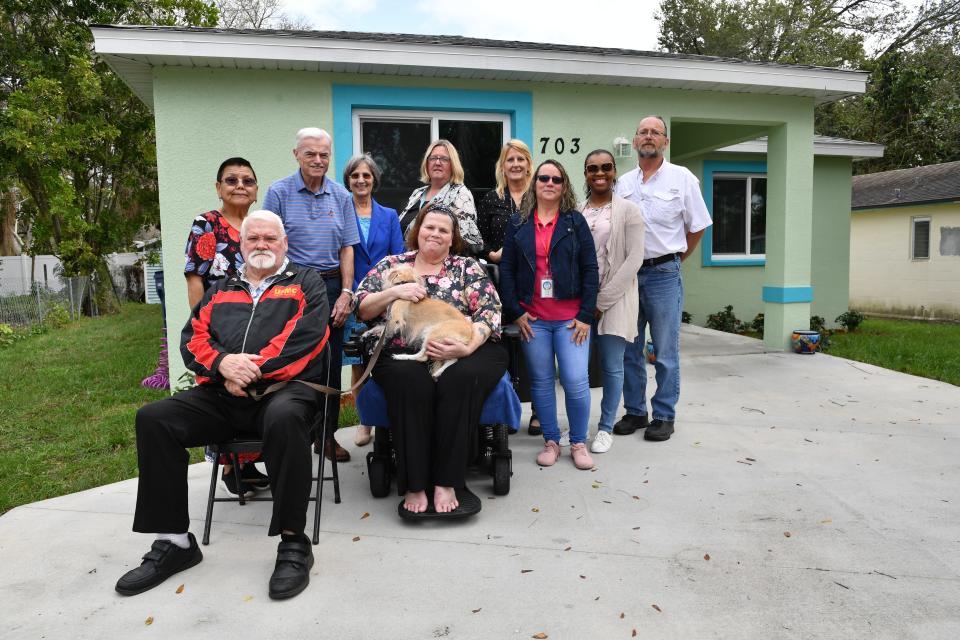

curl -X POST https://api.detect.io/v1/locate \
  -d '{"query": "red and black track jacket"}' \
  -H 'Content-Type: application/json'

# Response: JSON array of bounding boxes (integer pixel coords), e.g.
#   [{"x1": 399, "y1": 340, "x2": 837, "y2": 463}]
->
[{"x1": 181, "y1": 263, "x2": 330, "y2": 389}]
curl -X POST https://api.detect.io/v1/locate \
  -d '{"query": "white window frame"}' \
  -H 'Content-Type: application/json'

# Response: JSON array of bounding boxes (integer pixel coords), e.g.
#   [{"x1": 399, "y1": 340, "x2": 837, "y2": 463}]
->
[
  {"x1": 711, "y1": 172, "x2": 767, "y2": 261},
  {"x1": 911, "y1": 216, "x2": 931, "y2": 261},
  {"x1": 351, "y1": 109, "x2": 511, "y2": 155}
]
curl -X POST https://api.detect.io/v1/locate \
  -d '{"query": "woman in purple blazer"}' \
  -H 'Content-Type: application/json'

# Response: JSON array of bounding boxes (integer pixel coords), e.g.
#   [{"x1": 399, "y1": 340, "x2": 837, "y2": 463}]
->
[{"x1": 342, "y1": 154, "x2": 405, "y2": 446}]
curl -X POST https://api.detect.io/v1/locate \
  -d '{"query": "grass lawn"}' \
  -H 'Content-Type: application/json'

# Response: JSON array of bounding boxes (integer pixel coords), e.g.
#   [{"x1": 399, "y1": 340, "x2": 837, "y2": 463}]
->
[
  {"x1": 0, "y1": 303, "x2": 359, "y2": 514},
  {"x1": 825, "y1": 317, "x2": 960, "y2": 387}
]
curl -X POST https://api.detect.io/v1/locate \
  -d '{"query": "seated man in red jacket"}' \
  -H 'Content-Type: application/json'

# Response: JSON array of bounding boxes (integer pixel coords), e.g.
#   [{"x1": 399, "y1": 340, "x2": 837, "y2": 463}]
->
[{"x1": 116, "y1": 210, "x2": 330, "y2": 601}]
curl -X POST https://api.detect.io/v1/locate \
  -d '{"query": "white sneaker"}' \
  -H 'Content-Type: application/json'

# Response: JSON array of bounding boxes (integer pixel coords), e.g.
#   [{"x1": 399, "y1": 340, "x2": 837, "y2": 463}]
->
[{"x1": 591, "y1": 430, "x2": 613, "y2": 454}]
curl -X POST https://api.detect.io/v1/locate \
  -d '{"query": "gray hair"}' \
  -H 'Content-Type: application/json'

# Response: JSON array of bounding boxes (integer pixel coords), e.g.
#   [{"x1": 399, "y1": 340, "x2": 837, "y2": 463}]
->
[
  {"x1": 240, "y1": 210, "x2": 286, "y2": 238},
  {"x1": 342, "y1": 154, "x2": 383, "y2": 192},
  {"x1": 637, "y1": 115, "x2": 669, "y2": 137},
  {"x1": 294, "y1": 127, "x2": 332, "y2": 148}
]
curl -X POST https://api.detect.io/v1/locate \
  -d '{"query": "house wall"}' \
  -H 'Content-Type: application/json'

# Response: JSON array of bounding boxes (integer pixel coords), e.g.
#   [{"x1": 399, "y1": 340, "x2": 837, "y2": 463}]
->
[
  {"x1": 850, "y1": 202, "x2": 960, "y2": 319},
  {"x1": 682, "y1": 153, "x2": 852, "y2": 329},
  {"x1": 151, "y1": 67, "x2": 822, "y2": 379}
]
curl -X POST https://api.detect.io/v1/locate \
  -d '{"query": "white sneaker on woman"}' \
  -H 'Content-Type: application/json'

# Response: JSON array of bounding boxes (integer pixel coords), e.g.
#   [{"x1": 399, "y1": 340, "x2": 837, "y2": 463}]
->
[{"x1": 590, "y1": 430, "x2": 613, "y2": 454}]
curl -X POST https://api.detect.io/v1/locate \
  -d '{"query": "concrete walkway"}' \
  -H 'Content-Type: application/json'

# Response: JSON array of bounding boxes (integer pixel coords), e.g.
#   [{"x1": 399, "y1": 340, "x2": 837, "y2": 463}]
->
[{"x1": 2, "y1": 326, "x2": 959, "y2": 639}]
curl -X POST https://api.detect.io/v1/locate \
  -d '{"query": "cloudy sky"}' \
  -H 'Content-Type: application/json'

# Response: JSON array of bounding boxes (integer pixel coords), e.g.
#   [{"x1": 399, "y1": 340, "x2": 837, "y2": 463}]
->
[{"x1": 280, "y1": 0, "x2": 663, "y2": 51}]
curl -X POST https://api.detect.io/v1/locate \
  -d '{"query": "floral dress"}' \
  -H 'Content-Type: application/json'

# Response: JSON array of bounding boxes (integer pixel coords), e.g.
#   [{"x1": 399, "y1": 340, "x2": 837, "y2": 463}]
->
[
  {"x1": 184, "y1": 210, "x2": 244, "y2": 289},
  {"x1": 355, "y1": 251, "x2": 502, "y2": 350}
]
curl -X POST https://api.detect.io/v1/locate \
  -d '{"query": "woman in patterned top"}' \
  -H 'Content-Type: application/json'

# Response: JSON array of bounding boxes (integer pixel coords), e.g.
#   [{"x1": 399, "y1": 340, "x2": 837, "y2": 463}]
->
[
  {"x1": 183, "y1": 157, "x2": 267, "y2": 496},
  {"x1": 357, "y1": 204, "x2": 507, "y2": 515},
  {"x1": 184, "y1": 157, "x2": 257, "y2": 307},
  {"x1": 398, "y1": 139, "x2": 484, "y2": 257},
  {"x1": 477, "y1": 139, "x2": 532, "y2": 264}
]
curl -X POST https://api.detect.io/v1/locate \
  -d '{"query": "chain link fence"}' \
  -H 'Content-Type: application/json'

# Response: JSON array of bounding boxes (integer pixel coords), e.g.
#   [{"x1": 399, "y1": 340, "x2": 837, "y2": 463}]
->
[{"x1": 0, "y1": 277, "x2": 94, "y2": 327}]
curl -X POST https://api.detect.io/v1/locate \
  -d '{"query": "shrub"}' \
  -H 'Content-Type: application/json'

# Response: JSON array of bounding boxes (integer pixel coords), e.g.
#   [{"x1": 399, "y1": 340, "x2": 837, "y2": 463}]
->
[
  {"x1": 809, "y1": 315, "x2": 827, "y2": 334},
  {"x1": 43, "y1": 304, "x2": 70, "y2": 329},
  {"x1": 681, "y1": 311, "x2": 693, "y2": 324},
  {"x1": 750, "y1": 313, "x2": 765, "y2": 337},
  {"x1": 835, "y1": 310, "x2": 865, "y2": 332},
  {"x1": 706, "y1": 305, "x2": 743, "y2": 334},
  {"x1": 0, "y1": 323, "x2": 14, "y2": 347}
]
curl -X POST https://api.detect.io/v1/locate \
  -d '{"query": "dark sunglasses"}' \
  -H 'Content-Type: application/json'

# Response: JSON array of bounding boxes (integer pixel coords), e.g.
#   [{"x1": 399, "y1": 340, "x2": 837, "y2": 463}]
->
[
  {"x1": 536, "y1": 175, "x2": 564, "y2": 185},
  {"x1": 221, "y1": 176, "x2": 257, "y2": 187},
  {"x1": 585, "y1": 163, "x2": 614, "y2": 174}
]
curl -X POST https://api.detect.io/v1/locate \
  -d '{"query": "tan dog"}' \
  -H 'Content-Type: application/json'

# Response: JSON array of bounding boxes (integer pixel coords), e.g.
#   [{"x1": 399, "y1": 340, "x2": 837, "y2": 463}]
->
[{"x1": 381, "y1": 266, "x2": 473, "y2": 379}]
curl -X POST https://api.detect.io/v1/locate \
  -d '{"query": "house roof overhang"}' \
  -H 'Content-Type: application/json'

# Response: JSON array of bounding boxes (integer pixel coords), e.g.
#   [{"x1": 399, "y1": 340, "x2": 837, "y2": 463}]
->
[
  {"x1": 719, "y1": 135, "x2": 885, "y2": 160},
  {"x1": 90, "y1": 25, "x2": 870, "y2": 111}
]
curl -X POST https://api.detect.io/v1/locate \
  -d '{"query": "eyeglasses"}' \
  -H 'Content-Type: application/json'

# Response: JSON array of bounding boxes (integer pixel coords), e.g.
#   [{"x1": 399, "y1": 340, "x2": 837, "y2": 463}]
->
[
  {"x1": 536, "y1": 175, "x2": 564, "y2": 185},
  {"x1": 428, "y1": 155, "x2": 451, "y2": 164},
  {"x1": 636, "y1": 129, "x2": 666, "y2": 138},
  {"x1": 585, "y1": 163, "x2": 615, "y2": 174},
  {"x1": 221, "y1": 176, "x2": 257, "y2": 187},
  {"x1": 349, "y1": 172, "x2": 373, "y2": 180}
]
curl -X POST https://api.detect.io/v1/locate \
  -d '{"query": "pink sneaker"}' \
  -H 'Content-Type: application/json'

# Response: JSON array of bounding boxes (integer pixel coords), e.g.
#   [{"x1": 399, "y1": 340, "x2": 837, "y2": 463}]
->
[
  {"x1": 536, "y1": 441, "x2": 561, "y2": 467},
  {"x1": 570, "y1": 443, "x2": 594, "y2": 470}
]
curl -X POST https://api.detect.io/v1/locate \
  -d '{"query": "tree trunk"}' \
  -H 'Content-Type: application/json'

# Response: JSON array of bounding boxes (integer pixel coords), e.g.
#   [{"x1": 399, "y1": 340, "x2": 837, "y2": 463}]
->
[{"x1": 0, "y1": 187, "x2": 20, "y2": 256}]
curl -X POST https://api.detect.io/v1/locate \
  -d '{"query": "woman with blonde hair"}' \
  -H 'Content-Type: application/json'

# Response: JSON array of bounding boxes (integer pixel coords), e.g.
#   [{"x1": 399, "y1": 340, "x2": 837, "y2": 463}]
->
[
  {"x1": 398, "y1": 139, "x2": 484, "y2": 256},
  {"x1": 477, "y1": 139, "x2": 532, "y2": 264}
]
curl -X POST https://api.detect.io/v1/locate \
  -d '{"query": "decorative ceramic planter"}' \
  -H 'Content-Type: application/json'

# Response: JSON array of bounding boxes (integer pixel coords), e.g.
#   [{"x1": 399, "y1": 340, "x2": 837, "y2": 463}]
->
[
  {"x1": 645, "y1": 340, "x2": 656, "y2": 364},
  {"x1": 791, "y1": 330, "x2": 821, "y2": 354}
]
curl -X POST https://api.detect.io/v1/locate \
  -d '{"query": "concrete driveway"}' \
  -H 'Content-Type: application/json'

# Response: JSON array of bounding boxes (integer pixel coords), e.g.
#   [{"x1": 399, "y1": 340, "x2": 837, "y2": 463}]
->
[{"x1": 2, "y1": 325, "x2": 958, "y2": 639}]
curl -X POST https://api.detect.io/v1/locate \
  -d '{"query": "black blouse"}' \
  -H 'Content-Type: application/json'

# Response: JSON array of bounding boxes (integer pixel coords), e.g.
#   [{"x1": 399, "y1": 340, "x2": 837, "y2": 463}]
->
[{"x1": 477, "y1": 189, "x2": 521, "y2": 256}]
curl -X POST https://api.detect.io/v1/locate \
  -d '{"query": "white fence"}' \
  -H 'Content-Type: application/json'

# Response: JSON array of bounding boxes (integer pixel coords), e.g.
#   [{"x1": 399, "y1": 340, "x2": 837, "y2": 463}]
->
[{"x1": 0, "y1": 253, "x2": 143, "y2": 296}]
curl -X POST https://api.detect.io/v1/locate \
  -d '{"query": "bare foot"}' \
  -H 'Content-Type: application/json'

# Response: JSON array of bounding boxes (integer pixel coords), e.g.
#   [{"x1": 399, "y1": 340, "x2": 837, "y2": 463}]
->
[
  {"x1": 403, "y1": 490, "x2": 428, "y2": 513},
  {"x1": 434, "y1": 486, "x2": 459, "y2": 513}
]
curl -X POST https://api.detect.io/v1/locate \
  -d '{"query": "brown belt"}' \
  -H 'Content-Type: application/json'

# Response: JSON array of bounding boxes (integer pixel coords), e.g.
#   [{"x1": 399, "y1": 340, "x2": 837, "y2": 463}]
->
[{"x1": 317, "y1": 267, "x2": 341, "y2": 279}]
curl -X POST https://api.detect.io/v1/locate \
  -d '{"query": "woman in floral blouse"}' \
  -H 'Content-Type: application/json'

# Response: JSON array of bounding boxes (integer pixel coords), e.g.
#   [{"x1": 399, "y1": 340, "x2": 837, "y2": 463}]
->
[
  {"x1": 184, "y1": 157, "x2": 258, "y2": 307},
  {"x1": 397, "y1": 139, "x2": 485, "y2": 257},
  {"x1": 183, "y1": 157, "x2": 267, "y2": 496},
  {"x1": 357, "y1": 204, "x2": 507, "y2": 515}
]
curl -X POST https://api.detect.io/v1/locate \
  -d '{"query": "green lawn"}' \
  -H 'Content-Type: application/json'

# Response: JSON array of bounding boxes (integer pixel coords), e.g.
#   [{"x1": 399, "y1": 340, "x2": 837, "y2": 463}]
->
[
  {"x1": 0, "y1": 303, "x2": 359, "y2": 514},
  {"x1": 826, "y1": 317, "x2": 960, "y2": 387}
]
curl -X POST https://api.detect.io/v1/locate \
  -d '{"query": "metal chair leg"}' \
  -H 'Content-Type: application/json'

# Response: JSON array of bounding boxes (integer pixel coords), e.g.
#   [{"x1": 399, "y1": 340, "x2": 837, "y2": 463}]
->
[{"x1": 202, "y1": 453, "x2": 220, "y2": 546}]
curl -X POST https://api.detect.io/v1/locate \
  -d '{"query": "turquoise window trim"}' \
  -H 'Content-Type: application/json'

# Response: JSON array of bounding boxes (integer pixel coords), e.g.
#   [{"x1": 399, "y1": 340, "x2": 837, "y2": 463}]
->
[
  {"x1": 762, "y1": 286, "x2": 814, "y2": 304},
  {"x1": 702, "y1": 160, "x2": 768, "y2": 267},
  {"x1": 331, "y1": 84, "x2": 533, "y2": 178}
]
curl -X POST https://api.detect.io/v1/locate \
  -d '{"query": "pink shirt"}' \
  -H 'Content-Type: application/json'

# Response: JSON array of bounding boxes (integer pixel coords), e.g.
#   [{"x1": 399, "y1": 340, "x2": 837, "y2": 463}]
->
[{"x1": 519, "y1": 211, "x2": 582, "y2": 321}]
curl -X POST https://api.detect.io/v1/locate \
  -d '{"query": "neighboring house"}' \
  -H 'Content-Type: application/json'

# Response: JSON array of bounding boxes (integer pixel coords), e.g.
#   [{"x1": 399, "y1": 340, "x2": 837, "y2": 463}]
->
[
  {"x1": 91, "y1": 25, "x2": 882, "y2": 377},
  {"x1": 850, "y1": 161, "x2": 960, "y2": 320}
]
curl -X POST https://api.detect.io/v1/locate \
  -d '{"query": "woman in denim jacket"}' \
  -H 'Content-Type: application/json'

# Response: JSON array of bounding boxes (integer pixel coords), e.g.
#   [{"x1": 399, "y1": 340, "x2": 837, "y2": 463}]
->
[{"x1": 499, "y1": 160, "x2": 599, "y2": 470}]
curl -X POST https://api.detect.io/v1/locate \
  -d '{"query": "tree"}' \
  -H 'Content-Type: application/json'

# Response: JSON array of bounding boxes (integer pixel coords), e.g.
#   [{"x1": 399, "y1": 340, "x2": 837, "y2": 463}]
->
[
  {"x1": 0, "y1": 0, "x2": 217, "y2": 303},
  {"x1": 655, "y1": 0, "x2": 960, "y2": 171},
  {"x1": 213, "y1": 0, "x2": 313, "y2": 30}
]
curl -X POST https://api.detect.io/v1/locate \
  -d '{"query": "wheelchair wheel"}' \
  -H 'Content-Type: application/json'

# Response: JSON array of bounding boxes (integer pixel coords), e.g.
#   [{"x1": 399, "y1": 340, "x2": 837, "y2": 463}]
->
[
  {"x1": 492, "y1": 424, "x2": 509, "y2": 453},
  {"x1": 367, "y1": 452, "x2": 391, "y2": 498},
  {"x1": 492, "y1": 455, "x2": 510, "y2": 496}
]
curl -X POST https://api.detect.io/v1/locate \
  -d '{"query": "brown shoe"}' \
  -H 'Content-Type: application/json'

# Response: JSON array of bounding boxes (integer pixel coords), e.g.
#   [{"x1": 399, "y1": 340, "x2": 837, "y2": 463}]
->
[{"x1": 322, "y1": 439, "x2": 351, "y2": 462}]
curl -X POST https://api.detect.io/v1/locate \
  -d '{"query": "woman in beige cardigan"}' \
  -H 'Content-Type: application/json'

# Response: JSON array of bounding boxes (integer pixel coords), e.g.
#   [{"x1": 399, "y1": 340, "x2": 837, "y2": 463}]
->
[{"x1": 578, "y1": 150, "x2": 646, "y2": 454}]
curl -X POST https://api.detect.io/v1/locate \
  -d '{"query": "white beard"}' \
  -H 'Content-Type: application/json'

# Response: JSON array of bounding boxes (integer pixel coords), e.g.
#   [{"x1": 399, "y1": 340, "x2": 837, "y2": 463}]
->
[{"x1": 247, "y1": 250, "x2": 277, "y2": 270}]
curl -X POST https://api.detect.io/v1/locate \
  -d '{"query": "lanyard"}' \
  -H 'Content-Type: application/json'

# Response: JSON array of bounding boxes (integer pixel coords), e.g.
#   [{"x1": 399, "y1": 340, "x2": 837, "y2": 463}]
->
[{"x1": 535, "y1": 209, "x2": 555, "y2": 274}]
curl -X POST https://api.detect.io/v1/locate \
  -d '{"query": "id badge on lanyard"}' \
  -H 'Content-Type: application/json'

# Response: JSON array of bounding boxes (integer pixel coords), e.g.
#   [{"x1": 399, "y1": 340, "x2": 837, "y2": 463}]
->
[{"x1": 538, "y1": 222, "x2": 554, "y2": 298}]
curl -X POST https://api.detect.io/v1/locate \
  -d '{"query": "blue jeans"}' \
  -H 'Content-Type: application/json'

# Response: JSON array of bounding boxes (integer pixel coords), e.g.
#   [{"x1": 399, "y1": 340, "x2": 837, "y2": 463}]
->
[
  {"x1": 622, "y1": 256, "x2": 682, "y2": 422},
  {"x1": 593, "y1": 329, "x2": 628, "y2": 433},
  {"x1": 520, "y1": 319, "x2": 591, "y2": 444}
]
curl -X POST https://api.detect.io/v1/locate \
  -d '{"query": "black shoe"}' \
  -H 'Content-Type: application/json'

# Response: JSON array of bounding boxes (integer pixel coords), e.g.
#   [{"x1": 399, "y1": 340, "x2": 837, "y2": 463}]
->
[
  {"x1": 612, "y1": 414, "x2": 648, "y2": 436},
  {"x1": 269, "y1": 535, "x2": 314, "y2": 600},
  {"x1": 240, "y1": 463, "x2": 270, "y2": 491},
  {"x1": 527, "y1": 413, "x2": 542, "y2": 436},
  {"x1": 115, "y1": 533, "x2": 203, "y2": 596},
  {"x1": 220, "y1": 467, "x2": 255, "y2": 498},
  {"x1": 644, "y1": 419, "x2": 674, "y2": 441}
]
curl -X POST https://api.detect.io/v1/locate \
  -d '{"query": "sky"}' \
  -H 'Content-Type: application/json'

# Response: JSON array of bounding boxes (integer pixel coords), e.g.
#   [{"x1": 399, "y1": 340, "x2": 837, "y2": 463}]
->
[{"x1": 280, "y1": 0, "x2": 663, "y2": 51}]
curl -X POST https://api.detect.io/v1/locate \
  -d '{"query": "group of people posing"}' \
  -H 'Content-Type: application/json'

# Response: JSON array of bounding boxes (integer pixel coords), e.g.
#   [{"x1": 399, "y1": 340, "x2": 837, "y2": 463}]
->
[{"x1": 115, "y1": 116, "x2": 711, "y2": 601}]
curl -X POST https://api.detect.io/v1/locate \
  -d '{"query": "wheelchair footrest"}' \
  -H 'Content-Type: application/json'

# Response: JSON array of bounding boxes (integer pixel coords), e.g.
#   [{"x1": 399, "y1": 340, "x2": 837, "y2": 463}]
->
[{"x1": 397, "y1": 486, "x2": 482, "y2": 520}]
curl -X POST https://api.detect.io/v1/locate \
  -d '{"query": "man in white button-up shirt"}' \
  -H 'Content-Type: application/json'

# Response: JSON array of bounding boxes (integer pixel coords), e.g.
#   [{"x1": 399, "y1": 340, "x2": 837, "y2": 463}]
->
[{"x1": 612, "y1": 115, "x2": 712, "y2": 442}]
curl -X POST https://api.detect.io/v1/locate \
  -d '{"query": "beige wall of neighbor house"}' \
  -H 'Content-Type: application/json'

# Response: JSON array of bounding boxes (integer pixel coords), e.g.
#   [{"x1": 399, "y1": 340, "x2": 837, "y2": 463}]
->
[{"x1": 850, "y1": 202, "x2": 960, "y2": 319}]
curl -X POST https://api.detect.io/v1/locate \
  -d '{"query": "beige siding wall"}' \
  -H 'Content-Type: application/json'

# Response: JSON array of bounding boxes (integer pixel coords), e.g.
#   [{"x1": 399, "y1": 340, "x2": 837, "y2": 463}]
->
[{"x1": 849, "y1": 202, "x2": 960, "y2": 319}]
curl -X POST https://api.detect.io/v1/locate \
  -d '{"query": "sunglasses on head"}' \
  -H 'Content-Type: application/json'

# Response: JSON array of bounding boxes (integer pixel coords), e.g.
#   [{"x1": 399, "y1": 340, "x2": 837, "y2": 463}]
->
[
  {"x1": 221, "y1": 176, "x2": 257, "y2": 187},
  {"x1": 585, "y1": 163, "x2": 614, "y2": 174},
  {"x1": 536, "y1": 175, "x2": 564, "y2": 185}
]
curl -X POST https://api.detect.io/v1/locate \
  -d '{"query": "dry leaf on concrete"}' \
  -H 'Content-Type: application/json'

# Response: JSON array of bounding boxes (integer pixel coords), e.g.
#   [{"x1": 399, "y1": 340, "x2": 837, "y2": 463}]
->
[
  {"x1": 704, "y1": 554, "x2": 711, "y2": 561},
  {"x1": 532, "y1": 633, "x2": 548, "y2": 639},
  {"x1": 352, "y1": 536, "x2": 361, "y2": 542},
  {"x1": 145, "y1": 617, "x2": 154, "y2": 625},
  {"x1": 472, "y1": 608, "x2": 482, "y2": 613},
  {"x1": 360, "y1": 512, "x2": 370, "y2": 520},
  {"x1": 652, "y1": 604, "x2": 662, "y2": 613},
  {"x1": 784, "y1": 532, "x2": 792, "y2": 538},
  {"x1": 521, "y1": 569, "x2": 533, "y2": 574},
  {"x1": 175, "y1": 584, "x2": 184, "y2": 594}
]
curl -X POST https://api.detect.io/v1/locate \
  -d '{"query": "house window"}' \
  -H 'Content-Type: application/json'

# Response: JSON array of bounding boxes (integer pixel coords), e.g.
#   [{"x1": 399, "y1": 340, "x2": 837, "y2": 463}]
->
[
  {"x1": 352, "y1": 109, "x2": 510, "y2": 213},
  {"x1": 911, "y1": 217, "x2": 931, "y2": 260},
  {"x1": 711, "y1": 174, "x2": 766, "y2": 258}
]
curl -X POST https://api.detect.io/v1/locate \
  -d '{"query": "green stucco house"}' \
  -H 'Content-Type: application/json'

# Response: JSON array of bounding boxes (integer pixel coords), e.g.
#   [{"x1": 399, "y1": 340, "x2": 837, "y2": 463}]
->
[{"x1": 91, "y1": 25, "x2": 883, "y2": 364}]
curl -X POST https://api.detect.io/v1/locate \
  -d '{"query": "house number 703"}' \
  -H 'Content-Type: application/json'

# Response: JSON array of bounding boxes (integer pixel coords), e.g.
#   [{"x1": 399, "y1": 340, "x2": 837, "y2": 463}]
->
[{"x1": 539, "y1": 137, "x2": 581, "y2": 155}]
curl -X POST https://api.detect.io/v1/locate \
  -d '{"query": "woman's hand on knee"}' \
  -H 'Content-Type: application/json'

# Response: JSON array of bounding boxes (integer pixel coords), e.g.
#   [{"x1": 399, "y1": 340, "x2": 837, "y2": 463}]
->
[
  {"x1": 567, "y1": 319, "x2": 590, "y2": 345},
  {"x1": 514, "y1": 312, "x2": 536, "y2": 342}
]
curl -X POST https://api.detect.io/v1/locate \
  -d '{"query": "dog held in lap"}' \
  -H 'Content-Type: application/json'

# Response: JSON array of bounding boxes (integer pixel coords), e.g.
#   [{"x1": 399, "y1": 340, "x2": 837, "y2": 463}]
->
[{"x1": 379, "y1": 265, "x2": 472, "y2": 378}]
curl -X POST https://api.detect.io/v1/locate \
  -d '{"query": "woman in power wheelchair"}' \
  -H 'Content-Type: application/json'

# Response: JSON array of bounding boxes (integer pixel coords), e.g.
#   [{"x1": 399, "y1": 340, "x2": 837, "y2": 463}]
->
[{"x1": 353, "y1": 204, "x2": 515, "y2": 518}]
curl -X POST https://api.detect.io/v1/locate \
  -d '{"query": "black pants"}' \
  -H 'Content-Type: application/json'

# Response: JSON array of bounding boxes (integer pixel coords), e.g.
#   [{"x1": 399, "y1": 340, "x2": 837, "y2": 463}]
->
[
  {"x1": 320, "y1": 274, "x2": 343, "y2": 438},
  {"x1": 372, "y1": 341, "x2": 508, "y2": 493},
  {"x1": 132, "y1": 383, "x2": 319, "y2": 537}
]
